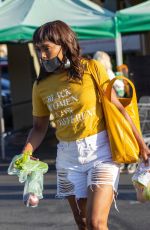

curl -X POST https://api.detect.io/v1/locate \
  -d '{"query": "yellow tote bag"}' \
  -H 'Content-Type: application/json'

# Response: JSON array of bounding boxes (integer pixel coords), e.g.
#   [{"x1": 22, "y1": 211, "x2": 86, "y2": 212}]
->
[{"x1": 89, "y1": 61, "x2": 141, "y2": 164}]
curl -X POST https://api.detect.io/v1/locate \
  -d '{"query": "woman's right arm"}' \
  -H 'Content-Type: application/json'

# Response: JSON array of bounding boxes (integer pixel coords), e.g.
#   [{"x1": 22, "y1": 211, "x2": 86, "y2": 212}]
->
[{"x1": 22, "y1": 115, "x2": 50, "y2": 154}]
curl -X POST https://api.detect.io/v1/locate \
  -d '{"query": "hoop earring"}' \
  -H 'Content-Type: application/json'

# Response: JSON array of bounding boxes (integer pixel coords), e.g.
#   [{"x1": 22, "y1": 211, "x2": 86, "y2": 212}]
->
[{"x1": 64, "y1": 58, "x2": 70, "y2": 69}]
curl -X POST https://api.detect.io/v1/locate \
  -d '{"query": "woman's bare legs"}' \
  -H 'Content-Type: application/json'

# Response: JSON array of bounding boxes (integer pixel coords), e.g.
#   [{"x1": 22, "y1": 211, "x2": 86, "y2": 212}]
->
[
  {"x1": 67, "y1": 196, "x2": 87, "y2": 230},
  {"x1": 86, "y1": 185, "x2": 113, "y2": 230},
  {"x1": 67, "y1": 185, "x2": 113, "y2": 230}
]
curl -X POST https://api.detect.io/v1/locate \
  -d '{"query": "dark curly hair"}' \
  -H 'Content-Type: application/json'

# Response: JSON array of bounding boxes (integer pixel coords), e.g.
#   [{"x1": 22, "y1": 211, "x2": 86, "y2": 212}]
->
[{"x1": 33, "y1": 20, "x2": 84, "y2": 82}]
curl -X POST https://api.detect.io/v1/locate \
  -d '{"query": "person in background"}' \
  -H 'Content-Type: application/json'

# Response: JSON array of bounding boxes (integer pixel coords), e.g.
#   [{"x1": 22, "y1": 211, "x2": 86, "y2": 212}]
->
[
  {"x1": 117, "y1": 64, "x2": 130, "y2": 98},
  {"x1": 93, "y1": 51, "x2": 125, "y2": 97},
  {"x1": 21, "y1": 21, "x2": 149, "y2": 230},
  {"x1": 117, "y1": 64, "x2": 128, "y2": 78}
]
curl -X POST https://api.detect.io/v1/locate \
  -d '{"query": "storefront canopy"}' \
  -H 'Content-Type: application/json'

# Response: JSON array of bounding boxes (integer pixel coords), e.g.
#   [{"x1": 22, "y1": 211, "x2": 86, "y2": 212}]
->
[
  {"x1": 0, "y1": 0, "x2": 115, "y2": 42},
  {"x1": 116, "y1": 0, "x2": 150, "y2": 33}
]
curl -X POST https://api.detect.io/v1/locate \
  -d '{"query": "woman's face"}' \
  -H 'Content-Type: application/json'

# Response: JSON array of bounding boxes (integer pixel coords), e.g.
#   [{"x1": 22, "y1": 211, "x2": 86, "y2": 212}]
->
[{"x1": 35, "y1": 41, "x2": 63, "y2": 61}]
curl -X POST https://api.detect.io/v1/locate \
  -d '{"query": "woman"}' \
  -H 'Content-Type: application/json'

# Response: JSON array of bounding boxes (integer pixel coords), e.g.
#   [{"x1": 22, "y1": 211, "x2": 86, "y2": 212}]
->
[{"x1": 23, "y1": 20, "x2": 150, "y2": 230}]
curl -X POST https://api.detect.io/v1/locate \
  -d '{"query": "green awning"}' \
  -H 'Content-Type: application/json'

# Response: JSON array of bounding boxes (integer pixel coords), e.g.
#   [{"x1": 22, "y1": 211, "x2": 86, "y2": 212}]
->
[
  {"x1": 0, "y1": 0, "x2": 116, "y2": 42},
  {"x1": 116, "y1": 0, "x2": 150, "y2": 33}
]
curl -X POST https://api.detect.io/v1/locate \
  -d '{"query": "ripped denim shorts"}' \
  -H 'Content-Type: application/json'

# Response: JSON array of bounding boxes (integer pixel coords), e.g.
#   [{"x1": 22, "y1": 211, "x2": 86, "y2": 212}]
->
[{"x1": 56, "y1": 130, "x2": 120, "y2": 199}]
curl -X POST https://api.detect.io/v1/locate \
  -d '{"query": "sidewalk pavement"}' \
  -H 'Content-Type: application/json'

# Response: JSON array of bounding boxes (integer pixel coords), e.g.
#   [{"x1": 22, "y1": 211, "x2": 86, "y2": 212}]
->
[
  {"x1": 1, "y1": 170, "x2": 150, "y2": 230},
  {"x1": 1, "y1": 129, "x2": 150, "y2": 229},
  {"x1": 0, "y1": 171, "x2": 77, "y2": 230}
]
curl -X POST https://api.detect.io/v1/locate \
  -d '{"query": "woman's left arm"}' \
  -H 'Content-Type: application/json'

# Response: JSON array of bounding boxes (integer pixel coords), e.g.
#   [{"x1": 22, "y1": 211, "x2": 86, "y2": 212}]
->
[{"x1": 111, "y1": 89, "x2": 150, "y2": 163}]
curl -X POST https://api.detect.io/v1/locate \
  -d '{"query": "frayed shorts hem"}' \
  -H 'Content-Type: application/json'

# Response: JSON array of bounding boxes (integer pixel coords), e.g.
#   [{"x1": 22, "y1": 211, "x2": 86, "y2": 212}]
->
[
  {"x1": 56, "y1": 180, "x2": 119, "y2": 200},
  {"x1": 56, "y1": 131, "x2": 120, "y2": 202}
]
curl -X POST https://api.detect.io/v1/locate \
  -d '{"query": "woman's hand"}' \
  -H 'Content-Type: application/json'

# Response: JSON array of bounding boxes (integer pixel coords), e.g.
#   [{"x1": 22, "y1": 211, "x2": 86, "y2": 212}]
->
[
  {"x1": 139, "y1": 144, "x2": 150, "y2": 164},
  {"x1": 22, "y1": 149, "x2": 39, "y2": 161}
]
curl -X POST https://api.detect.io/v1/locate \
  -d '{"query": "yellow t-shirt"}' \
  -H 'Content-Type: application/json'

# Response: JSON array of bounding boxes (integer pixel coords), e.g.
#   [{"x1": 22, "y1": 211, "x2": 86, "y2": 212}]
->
[{"x1": 32, "y1": 59, "x2": 110, "y2": 141}]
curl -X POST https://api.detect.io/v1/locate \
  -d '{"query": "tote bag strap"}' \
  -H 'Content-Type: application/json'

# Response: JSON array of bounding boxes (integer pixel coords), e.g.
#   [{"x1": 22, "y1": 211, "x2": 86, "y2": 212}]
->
[
  {"x1": 88, "y1": 60, "x2": 105, "y2": 97},
  {"x1": 105, "y1": 75, "x2": 137, "y2": 102},
  {"x1": 88, "y1": 60, "x2": 137, "y2": 103}
]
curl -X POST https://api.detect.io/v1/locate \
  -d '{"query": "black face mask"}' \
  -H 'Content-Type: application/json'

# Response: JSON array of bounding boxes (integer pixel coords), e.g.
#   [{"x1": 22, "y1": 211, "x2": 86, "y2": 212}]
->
[
  {"x1": 41, "y1": 47, "x2": 62, "y2": 73},
  {"x1": 41, "y1": 48, "x2": 70, "y2": 73},
  {"x1": 41, "y1": 56, "x2": 62, "y2": 73}
]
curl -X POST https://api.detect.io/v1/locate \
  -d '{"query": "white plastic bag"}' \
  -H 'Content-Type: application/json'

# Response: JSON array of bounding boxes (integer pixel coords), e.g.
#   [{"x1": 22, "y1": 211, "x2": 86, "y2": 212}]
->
[
  {"x1": 8, "y1": 154, "x2": 48, "y2": 207},
  {"x1": 132, "y1": 158, "x2": 150, "y2": 203}
]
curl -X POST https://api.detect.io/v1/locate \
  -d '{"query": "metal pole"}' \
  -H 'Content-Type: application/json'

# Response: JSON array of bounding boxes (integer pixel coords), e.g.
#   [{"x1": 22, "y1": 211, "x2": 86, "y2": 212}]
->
[
  {"x1": 0, "y1": 59, "x2": 6, "y2": 160},
  {"x1": 0, "y1": 107, "x2": 5, "y2": 159},
  {"x1": 115, "y1": 32, "x2": 123, "y2": 66}
]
